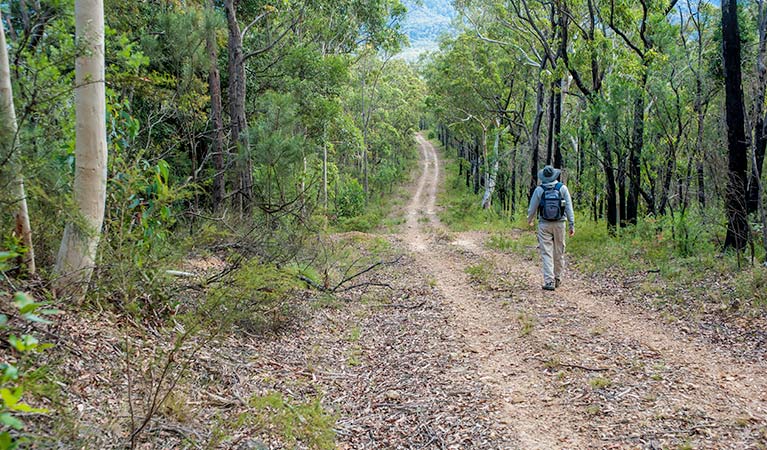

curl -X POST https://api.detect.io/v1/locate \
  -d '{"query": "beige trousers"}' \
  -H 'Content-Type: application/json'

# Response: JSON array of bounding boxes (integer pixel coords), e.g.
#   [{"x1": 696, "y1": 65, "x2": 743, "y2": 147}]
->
[{"x1": 537, "y1": 220, "x2": 566, "y2": 284}]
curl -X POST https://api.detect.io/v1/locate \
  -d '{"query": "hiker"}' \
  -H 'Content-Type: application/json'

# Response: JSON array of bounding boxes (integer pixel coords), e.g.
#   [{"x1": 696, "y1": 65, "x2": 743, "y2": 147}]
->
[{"x1": 527, "y1": 165, "x2": 575, "y2": 291}]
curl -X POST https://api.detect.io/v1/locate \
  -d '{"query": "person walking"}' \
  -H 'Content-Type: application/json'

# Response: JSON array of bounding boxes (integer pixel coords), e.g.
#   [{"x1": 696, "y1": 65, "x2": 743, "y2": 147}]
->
[{"x1": 527, "y1": 165, "x2": 575, "y2": 291}]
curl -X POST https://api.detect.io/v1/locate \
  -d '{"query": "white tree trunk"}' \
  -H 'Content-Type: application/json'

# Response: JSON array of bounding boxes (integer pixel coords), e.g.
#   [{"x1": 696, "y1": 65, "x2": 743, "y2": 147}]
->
[
  {"x1": 482, "y1": 127, "x2": 503, "y2": 209},
  {"x1": 54, "y1": 0, "x2": 107, "y2": 297},
  {"x1": 0, "y1": 11, "x2": 36, "y2": 275}
]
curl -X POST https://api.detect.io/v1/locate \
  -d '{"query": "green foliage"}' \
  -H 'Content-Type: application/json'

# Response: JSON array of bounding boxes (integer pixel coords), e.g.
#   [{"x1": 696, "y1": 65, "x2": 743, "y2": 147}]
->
[
  {"x1": 486, "y1": 232, "x2": 534, "y2": 254},
  {"x1": 243, "y1": 392, "x2": 336, "y2": 449},
  {"x1": 589, "y1": 377, "x2": 612, "y2": 390},
  {"x1": 465, "y1": 260, "x2": 493, "y2": 285},
  {"x1": 0, "y1": 292, "x2": 59, "y2": 448},
  {"x1": 335, "y1": 175, "x2": 367, "y2": 219},
  {"x1": 734, "y1": 266, "x2": 767, "y2": 307},
  {"x1": 517, "y1": 313, "x2": 535, "y2": 336},
  {"x1": 204, "y1": 260, "x2": 302, "y2": 334},
  {"x1": 438, "y1": 156, "x2": 511, "y2": 232}
]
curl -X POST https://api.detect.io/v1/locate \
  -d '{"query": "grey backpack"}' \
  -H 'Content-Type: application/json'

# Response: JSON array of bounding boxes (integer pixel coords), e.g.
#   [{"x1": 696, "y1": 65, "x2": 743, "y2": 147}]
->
[{"x1": 539, "y1": 182, "x2": 564, "y2": 221}]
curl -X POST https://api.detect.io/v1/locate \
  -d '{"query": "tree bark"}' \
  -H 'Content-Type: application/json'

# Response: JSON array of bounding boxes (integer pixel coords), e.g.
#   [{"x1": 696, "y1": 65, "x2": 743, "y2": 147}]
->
[
  {"x1": 591, "y1": 116, "x2": 618, "y2": 232},
  {"x1": 530, "y1": 76, "x2": 545, "y2": 195},
  {"x1": 553, "y1": 6, "x2": 566, "y2": 169},
  {"x1": 0, "y1": 10, "x2": 35, "y2": 275},
  {"x1": 225, "y1": 0, "x2": 252, "y2": 215},
  {"x1": 748, "y1": 2, "x2": 767, "y2": 213},
  {"x1": 482, "y1": 126, "x2": 503, "y2": 209},
  {"x1": 207, "y1": 0, "x2": 226, "y2": 210},
  {"x1": 722, "y1": 0, "x2": 750, "y2": 250},
  {"x1": 695, "y1": 80, "x2": 707, "y2": 209},
  {"x1": 627, "y1": 70, "x2": 647, "y2": 225},
  {"x1": 55, "y1": 0, "x2": 107, "y2": 296},
  {"x1": 545, "y1": 87, "x2": 555, "y2": 165}
]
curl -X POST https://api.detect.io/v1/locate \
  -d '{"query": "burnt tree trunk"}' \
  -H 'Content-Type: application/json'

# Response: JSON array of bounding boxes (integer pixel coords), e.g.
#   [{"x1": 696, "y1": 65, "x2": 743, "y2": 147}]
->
[{"x1": 722, "y1": 0, "x2": 750, "y2": 250}]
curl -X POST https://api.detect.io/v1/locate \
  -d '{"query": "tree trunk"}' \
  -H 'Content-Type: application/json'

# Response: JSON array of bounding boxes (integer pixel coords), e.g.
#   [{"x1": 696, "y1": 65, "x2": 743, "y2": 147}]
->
[
  {"x1": 695, "y1": 83, "x2": 707, "y2": 209},
  {"x1": 207, "y1": 0, "x2": 226, "y2": 210},
  {"x1": 748, "y1": 4, "x2": 767, "y2": 213},
  {"x1": 473, "y1": 142, "x2": 481, "y2": 195},
  {"x1": 722, "y1": 0, "x2": 750, "y2": 250},
  {"x1": 591, "y1": 115, "x2": 617, "y2": 232},
  {"x1": 618, "y1": 163, "x2": 627, "y2": 226},
  {"x1": 0, "y1": 10, "x2": 35, "y2": 275},
  {"x1": 55, "y1": 0, "x2": 107, "y2": 297},
  {"x1": 545, "y1": 87, "x2": 555, "y2": 165},
  {"x1": 510, "y1": 141, "x2": 517, "y2": 213},
  {"x1": 751, "y1": 135, "x2": 767, "y2": 260},
  {"x1": 552, "y1": 81, "x2": 563, "y2": 168},
  {"x1": 482, "y1": 127, "x2": 502, "y2": 209},
  {"x1": 530, "y1": 77, "x2": 545, "y2": 195},
  {"x1": 657, "y1": 143, "x2": 677, "y2": 215},
  {"x1": 361, "y1": 68, "x2": 369, "y2": 198},
  {"x1": 553, "y1": 7, "x2": 566, "y2": 169},
  {"x1": 225, "y1": 0, "x2": 252, "y2": 215},
  {"x1": 627, "y1": 70, "x2": 647, "y2": 225}
]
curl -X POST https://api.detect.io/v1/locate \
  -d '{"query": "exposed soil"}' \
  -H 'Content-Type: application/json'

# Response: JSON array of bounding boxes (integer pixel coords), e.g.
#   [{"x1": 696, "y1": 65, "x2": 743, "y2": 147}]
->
[
  {"x1": 36, "y1": 133, "x2": 767, "y2": 449},
  {"x1": 386, "y1": 133, "x2": 767, "y2": 448}
]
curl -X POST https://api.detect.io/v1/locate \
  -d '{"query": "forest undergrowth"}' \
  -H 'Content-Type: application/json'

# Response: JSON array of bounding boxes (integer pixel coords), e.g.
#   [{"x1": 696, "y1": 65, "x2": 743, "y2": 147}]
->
[{"x1": 0, "y1": 153, "x2": 420, "y2": 448}]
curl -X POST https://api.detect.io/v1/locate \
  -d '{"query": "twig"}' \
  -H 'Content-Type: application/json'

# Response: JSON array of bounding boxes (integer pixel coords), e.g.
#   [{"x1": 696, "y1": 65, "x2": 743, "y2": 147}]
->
[
  {"x1": 530, "y1": 357, "x2": 609, "y2": 372},
  {"x1": 335, "y1": 282, "x2": 393, "y2": 293},
  {"x1": 377, "y1": 300, "x2": 427, "y2": 310},
  {"x1": 331, "y1": 256, "x2": 403, "y2": 292}
]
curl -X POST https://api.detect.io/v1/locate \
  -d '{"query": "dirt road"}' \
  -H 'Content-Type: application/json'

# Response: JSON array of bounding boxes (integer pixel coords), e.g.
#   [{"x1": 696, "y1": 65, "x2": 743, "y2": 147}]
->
[{"x1": 394, "y1": 133, "x2": 767, "y2": 448}]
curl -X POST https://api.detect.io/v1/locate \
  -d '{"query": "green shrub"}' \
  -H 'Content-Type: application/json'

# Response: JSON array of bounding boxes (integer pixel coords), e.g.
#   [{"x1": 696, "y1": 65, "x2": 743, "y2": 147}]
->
[
  {"x1": 335, "y1": 176, "x2": 366, "y2": 219},
  {"x1": 0, "y1": 292, "x2": 59, "y2": 448},
  {"x1": 202, "y1": 260, "x2": 302, "y2": 334},
  {"x1": 438, "y1": 156, "x2": 513, "y2": 232},
  {"x1": 336, "y1": 214, "x2": 378, "y2": 232},
  {"x1": 244, "y1": 392, "x2": 336, "y2": 449},
  {"x1": 734, "y1": 266, "x2": 767, "y2": 306}
]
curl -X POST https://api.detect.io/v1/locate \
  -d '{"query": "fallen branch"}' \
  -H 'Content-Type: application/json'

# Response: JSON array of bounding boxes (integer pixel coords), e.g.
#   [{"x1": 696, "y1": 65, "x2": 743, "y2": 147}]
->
[
  {"x1": 330, "y1": 256, "x2": 403, "y2": 292},
  {"x1": 166, "y1": 270, "x2": 196, "y2": 278},
  {"x1": 377, "y1": 300, "x2": 427, "y2": 310},
  {"x1": 298, "y1": 256, "x2": 402, "y2": 294},
  {"x1": 335, "y1": 282, "x2": 393, "y2": 293}
]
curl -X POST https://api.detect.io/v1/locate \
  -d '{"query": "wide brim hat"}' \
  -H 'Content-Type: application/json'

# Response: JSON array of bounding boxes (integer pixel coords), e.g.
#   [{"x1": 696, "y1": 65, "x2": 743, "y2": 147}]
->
[{"x1": 538, "y1": 165, "x2": 561, "y2": 183}]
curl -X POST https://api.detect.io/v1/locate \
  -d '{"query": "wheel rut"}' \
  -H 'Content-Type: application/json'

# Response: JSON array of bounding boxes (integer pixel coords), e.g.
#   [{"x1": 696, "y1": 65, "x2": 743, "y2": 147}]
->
[{"x1": 394, "y1": 132, "x2": 767, "y2": 449}]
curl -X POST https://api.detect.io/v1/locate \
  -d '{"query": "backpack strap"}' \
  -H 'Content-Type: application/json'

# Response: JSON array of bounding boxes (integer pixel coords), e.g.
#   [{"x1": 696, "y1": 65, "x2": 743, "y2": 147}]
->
[{"x1": 554, "y1": 182, "x2": 563, "y2": 191}]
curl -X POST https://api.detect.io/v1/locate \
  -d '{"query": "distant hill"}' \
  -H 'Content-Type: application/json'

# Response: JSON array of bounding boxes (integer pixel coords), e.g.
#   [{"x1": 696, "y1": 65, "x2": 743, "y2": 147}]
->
[{"x1": 400, "y1": 0, "x2": 456, "y2": 60}]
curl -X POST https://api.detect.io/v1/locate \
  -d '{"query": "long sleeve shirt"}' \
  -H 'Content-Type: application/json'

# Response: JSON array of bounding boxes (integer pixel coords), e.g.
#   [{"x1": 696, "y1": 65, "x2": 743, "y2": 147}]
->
[{"x1": 527, "y1": 181, "x2": 575, "y2": 231}]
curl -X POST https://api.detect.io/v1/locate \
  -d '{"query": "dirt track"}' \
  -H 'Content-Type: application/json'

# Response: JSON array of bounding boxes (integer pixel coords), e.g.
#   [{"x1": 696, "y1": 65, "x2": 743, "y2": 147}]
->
[{"x1": 393, "y1": 133, "x2": 767, "y2": 448}]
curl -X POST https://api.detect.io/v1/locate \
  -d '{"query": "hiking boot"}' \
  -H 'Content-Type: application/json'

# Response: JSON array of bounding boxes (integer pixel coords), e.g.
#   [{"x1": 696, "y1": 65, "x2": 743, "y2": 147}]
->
[
  {"x1": 542, "y1": 282, "x2": 555, "y2": 291},
  {"x1": 555, "y1": 278, "x2": 561, "y2": 288}
]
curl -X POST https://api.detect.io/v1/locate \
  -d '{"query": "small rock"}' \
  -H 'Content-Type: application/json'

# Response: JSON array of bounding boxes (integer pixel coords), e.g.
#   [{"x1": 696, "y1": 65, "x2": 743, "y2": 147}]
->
[
  {"x1": 509, "y1": 394, "x2": 526, "y2": 404},
  {"x1": 385, "y1": 390, "x2": 401, "y2": 401}
]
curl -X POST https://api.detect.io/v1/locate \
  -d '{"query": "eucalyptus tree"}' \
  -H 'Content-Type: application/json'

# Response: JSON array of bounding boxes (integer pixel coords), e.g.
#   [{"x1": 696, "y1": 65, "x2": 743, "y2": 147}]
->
[
  {"x1": 679, "y1": 0, "x2": 717, "y2": 209},
  {"x1": 607, "y1": 0, "x2": 680, "y2": 224},
  {"x1": 0, "y1": 10, "x2": 36, "y2": 275},
  {"x1": 560, "y1": 0, "x2": 621, "y2": 230},
  {"x1": 55, "y1": 0, "x2": 108, "y2": 297}
]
